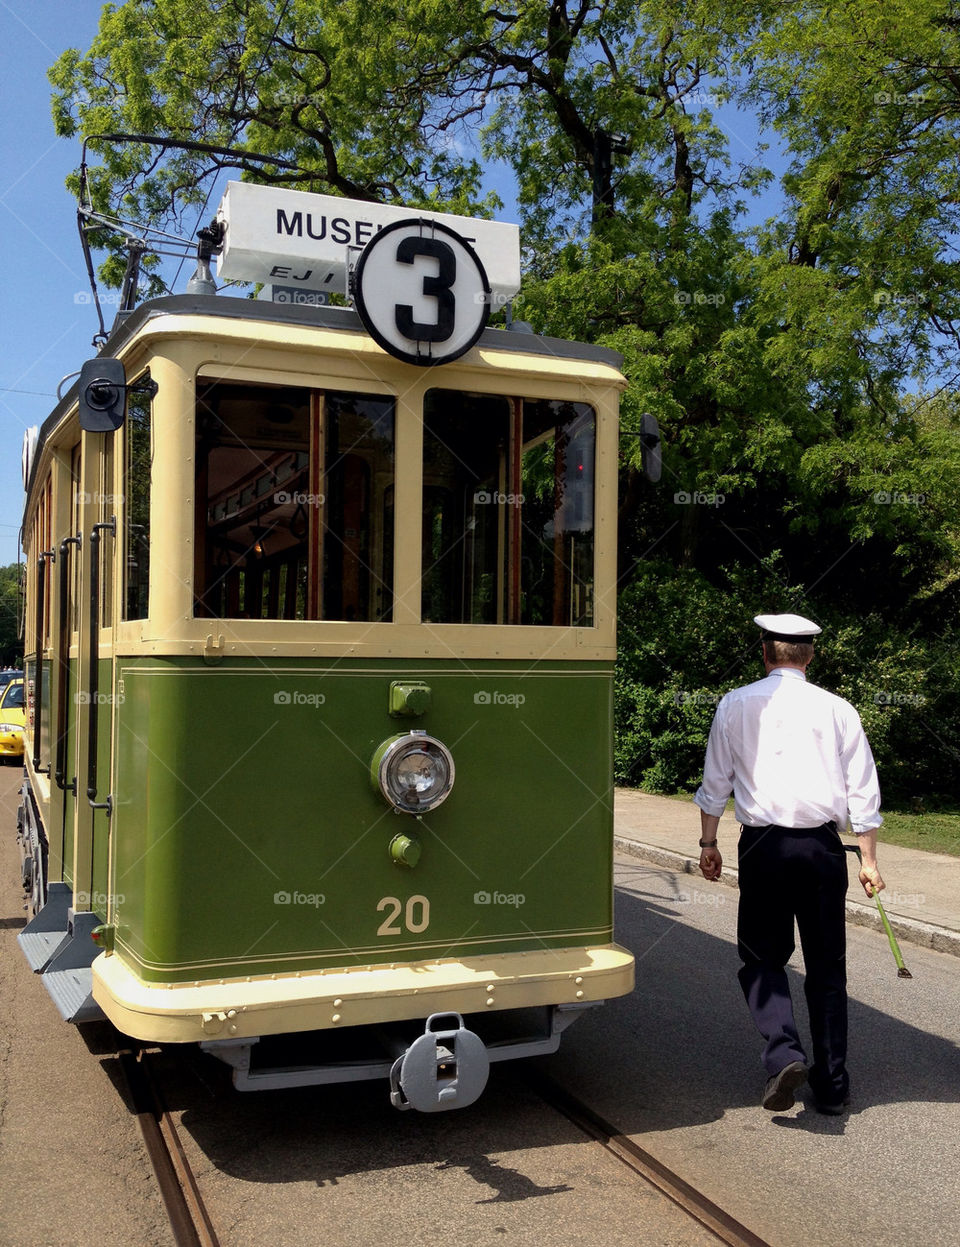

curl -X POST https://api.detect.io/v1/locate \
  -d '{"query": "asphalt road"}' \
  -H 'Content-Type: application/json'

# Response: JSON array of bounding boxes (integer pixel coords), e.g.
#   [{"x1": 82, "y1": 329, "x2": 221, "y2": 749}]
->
[
  {"x1": 2, "y1": 757, "x2": 958, "y2": 1247},
  {"x1": 551, "y1": 855, "x2": 960, "y2": 1247}
]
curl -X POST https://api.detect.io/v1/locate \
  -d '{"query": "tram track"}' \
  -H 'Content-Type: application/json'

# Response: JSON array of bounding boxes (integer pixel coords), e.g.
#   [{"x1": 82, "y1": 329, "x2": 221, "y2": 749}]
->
[
  {"x1": 528, "y1": 1070, "x2": 773, "y2": 1247},
  {"x1": 118, "y1": 1049, "x2": 221, "y2": 1247},
  {"x1": 117, "y1": 1038, "x2": 767, "y2": 1247}
]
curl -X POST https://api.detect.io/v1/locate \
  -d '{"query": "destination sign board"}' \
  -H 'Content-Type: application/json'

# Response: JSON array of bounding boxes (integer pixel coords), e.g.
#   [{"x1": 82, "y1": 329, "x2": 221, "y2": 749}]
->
[{"x1": 215, "y1": 182, "x2": 521, "y2": 308}]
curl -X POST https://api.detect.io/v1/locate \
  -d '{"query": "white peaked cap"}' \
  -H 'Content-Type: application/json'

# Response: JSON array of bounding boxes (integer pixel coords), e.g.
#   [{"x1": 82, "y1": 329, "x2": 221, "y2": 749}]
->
[{"x1": 754, "y1": 613, "x2": 822, "y2": 641}]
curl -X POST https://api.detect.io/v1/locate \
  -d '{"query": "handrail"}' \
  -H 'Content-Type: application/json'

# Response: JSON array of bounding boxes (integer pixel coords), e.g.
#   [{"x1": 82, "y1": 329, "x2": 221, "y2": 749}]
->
[
  {"x1": 87, "y1": 517, "x2": 116, "y2": 813},
  {"x1": 54, "y1": 534, "x2": 81, "y2": 793}
]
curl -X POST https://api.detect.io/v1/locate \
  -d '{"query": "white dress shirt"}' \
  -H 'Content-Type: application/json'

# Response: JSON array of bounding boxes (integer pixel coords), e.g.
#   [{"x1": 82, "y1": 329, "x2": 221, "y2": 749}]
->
[{"x1": 693, "y1": 667, "x2": 883, "y2": 834}]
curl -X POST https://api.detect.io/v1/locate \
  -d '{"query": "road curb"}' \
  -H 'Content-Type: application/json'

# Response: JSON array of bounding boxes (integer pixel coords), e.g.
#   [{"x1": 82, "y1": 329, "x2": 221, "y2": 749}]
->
[{"x1": 614, "y1": 836, "x2": 960, "y2": 960}]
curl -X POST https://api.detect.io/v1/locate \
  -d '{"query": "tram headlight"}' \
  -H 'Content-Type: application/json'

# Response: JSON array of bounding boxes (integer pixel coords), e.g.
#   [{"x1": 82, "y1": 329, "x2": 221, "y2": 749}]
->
[{"x1": 372, "y1": 731, "x2": 455, "y2": 814}]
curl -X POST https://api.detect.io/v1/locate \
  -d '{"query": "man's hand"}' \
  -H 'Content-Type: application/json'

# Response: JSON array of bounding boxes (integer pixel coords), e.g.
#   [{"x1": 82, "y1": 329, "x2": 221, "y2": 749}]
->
[
  {"x1": 855, "y1": 828, "x2": 884, "y2": 898},
  {"x1": 859, "y1": 863, "x2": 885, "y2": 898},
  {"x1": 700, "y1": 845, "x2": 722, "y2": 881}
]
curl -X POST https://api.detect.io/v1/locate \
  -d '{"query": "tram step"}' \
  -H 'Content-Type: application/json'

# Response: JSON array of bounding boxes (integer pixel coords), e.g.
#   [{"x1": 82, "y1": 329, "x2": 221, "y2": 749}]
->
[
  {"x1": 19, "y1": 928, "x2": 70, "y2": 972},
  {"x1": 23, "y1": 905, "x2": 107, "y2": 1025},
  {"x1": 42, "y1": 966, "x2": 103, "y2": 1023},
  {"x1": 17, "y1": 882, "x2": 73, "y2": 971}
]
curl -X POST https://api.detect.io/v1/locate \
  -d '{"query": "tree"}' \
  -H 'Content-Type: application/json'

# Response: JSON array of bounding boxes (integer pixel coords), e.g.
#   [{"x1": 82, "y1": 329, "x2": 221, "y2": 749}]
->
[
  {"x1": 49, "y1": 1, "x2": 960, "y2": 803},
  {"x1": 743, "y1": 0, "x2": 960, "y2": 390},
  {"x1": 0, "y1": 564, "x2": 25, "y2": 668}
]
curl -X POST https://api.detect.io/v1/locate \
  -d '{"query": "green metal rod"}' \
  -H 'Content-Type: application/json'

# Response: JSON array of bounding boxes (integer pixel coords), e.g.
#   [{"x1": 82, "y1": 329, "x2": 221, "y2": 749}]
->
[{"x1": 844, "y1": 844, "x2": 913, "y2": 979}]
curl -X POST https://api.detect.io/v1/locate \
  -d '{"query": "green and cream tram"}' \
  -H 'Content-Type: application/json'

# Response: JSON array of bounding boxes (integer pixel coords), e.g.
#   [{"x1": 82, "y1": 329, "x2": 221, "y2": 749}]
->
[{"x1": 17, "y1": 187, "x2": 634, "y2": 1108}]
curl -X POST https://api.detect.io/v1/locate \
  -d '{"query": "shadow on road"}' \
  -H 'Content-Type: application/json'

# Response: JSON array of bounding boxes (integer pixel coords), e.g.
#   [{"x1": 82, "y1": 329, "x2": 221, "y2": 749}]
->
[{"x1": 80, "y1": 855, "x2": 960, "y2": 1192}]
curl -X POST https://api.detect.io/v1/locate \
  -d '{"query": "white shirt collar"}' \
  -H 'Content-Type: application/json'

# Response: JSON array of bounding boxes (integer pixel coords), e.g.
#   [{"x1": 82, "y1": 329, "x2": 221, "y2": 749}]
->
[{"x1": 766, "y1": 666, "x2": 807, "y2": 681}]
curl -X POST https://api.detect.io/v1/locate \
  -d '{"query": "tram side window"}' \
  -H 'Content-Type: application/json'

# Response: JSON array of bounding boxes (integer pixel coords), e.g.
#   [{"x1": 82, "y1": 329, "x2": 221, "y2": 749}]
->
[
  {"x1": 71, "y1": 446, "x2": 82, "y2": 632},
  {"x1": 193, "y1": 381, "x2": 395, "y2": 622},
  {"x1": 422, "y1": 391, "x2": 595, "y2": 626},
  {"x1": 100, "y1": 434, "x2": 115, "y2": 627},
  {"x1": 124, "y1": 385, "x2": 152, "y2": 621},
  {"x1": 520, "y1": 401, "x2": 595, "y2": 627}
]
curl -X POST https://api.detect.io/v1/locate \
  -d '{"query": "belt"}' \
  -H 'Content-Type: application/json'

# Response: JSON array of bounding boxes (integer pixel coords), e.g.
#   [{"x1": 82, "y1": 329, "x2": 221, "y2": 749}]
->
[{"x1": 741, "y1": 821, "x2": 839, "y2": 834}]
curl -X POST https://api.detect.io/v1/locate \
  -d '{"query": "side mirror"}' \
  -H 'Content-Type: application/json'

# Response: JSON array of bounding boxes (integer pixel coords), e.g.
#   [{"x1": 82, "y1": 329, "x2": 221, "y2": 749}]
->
[
  {"x1": 78, "y1": 358, "x2": 127, "y2": 432},
  {"x1": 639, "y1": 412, "x2": 662, "y2": 484}
]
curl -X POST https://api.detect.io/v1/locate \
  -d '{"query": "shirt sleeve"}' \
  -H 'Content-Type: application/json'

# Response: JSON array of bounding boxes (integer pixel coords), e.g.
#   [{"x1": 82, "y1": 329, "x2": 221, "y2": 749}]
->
[
  {"x1": 838, "y1": 705, "x2": 883, "y2": 834},
  {"x1": 693, "y1": 701, "x2": 735, "y2": 817}
]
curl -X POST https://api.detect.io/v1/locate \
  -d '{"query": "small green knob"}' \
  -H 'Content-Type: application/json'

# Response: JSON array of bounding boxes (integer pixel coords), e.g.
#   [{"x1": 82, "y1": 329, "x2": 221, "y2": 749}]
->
[
  {"x1": 388, "y1": 681, "x2": 431, "y2": 717},
  {"x1": 389, "y1": 832, "x2": 422, "y2": 868}
]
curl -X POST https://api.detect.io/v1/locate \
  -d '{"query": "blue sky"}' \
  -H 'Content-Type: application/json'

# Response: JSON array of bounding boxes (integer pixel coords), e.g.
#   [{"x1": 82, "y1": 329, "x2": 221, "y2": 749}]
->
[
  {"x1": 0, "y1": 2, "x2": 780, "y2": 574},
  {"x1": 0, "y1": 2, "x2": 107, "y2": 568}
]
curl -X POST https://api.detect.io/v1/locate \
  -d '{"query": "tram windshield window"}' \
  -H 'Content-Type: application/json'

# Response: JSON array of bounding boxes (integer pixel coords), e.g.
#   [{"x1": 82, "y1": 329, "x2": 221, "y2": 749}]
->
[
  {"x1": 520, "y1": 400, "x2": 595, "y2": 627},
  {"x1": 421, "y1": 392, "x2": 511, "y2": 624},
  {"x1": 194, "y1": 381, "x2": 395, "y2": 622},
  {"x1": 422, "y1": 391, "x2": 595, "y2": 626}
]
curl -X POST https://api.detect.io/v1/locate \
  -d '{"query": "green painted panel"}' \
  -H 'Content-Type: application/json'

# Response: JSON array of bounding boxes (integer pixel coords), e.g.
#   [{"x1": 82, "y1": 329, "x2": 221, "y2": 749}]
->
[
  {"x1": 113, "y1": 658, "x2": 615, "y2": 983},
  {"x1": 88, "y1": 655, "x2": 114, "y2": 914}
]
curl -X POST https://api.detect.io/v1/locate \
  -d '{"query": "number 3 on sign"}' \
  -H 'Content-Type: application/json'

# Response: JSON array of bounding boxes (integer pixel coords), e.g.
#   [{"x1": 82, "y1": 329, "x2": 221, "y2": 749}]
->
[
  {"x1": 377, "y1": 895, "x2": 431, "y2": 936},
  {"x1": 353, "y1": 218, "x2": 490, "y2": 366}
]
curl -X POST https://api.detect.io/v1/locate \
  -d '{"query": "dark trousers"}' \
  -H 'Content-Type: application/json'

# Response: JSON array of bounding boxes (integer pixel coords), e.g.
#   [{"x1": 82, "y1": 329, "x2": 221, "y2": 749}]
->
[{"x1": 737, "y1": 823, "x2": 849, "y2": 1104}]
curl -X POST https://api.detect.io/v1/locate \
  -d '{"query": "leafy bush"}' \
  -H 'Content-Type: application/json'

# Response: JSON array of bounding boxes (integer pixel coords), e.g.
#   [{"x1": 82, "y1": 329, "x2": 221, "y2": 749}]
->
[{"x1": 615, "y1": 561, "x2": 960, "y2": 809}]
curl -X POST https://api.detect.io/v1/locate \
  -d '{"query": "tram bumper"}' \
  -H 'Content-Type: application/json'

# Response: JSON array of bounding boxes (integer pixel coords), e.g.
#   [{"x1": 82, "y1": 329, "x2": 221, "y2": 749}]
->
[{"x1": 90, "y1": 943, "x2": 635, "y2": 1045}]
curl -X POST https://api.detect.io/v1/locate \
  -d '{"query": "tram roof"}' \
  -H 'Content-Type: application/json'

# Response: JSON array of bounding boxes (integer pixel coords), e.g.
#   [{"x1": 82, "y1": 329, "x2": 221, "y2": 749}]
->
[{"x1": 27, "y1": 293, "x2": 624, "y2": 503}]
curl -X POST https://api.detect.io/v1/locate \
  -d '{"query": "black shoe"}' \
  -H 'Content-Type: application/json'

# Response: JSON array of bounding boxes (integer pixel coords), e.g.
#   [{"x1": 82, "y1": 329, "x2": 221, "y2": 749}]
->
[
  {"x1": 812, "y1": 1093, "x2": 851, "y2": 1116},
  {"x1": 762, "y1": 1060, "x2": 808, "y2": 1111}
]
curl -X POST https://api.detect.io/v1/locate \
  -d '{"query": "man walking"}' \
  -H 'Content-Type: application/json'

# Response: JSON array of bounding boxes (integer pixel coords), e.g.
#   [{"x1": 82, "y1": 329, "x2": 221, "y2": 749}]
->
[{"x1": 694, "y1": 613, "x2": 884, "y2": 1114}]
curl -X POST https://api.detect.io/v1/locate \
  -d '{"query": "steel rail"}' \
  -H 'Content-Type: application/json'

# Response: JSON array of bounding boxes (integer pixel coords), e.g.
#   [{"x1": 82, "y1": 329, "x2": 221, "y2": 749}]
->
[
  {"x1": 529, "y1": 1070, "x2": 773, "y2": 1247},
  {"x1": 118, "y1": 1049, "x2": 221, "y2": 1247}
]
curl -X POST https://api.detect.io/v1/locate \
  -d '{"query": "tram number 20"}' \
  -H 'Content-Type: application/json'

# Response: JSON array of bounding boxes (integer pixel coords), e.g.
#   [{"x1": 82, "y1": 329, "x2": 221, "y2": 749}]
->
[{"x1": 376, "y1": 894, "x2": 430, "y2": 937}]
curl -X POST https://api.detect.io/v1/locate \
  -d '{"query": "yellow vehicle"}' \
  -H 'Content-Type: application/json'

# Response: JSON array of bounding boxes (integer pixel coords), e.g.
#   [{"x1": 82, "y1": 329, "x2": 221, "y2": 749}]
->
[{"x1": 0, "y1": 677, "x2": 25, "y2": 763}]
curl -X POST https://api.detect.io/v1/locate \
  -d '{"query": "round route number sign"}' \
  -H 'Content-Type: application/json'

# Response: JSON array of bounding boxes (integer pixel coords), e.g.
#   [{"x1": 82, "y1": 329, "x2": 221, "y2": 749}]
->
[{"x1": 354, "y1": 219, "x2": 491, "y2": 366}]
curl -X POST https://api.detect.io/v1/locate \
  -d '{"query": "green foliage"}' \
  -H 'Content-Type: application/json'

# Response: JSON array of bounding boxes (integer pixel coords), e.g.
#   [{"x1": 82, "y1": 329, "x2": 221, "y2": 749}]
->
[
  {"x1": 743, "y1": 0, "x2": 960, "y2": 385},
  {"x1": 615, "y1": 561, "x2": 960, "y2": 808},
  {"x1": 0, "y1": 564, "x2": 24, "y2": 668},
  {"x1": 48, "y1": 1, "x2": 960, "y2": 809}
]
